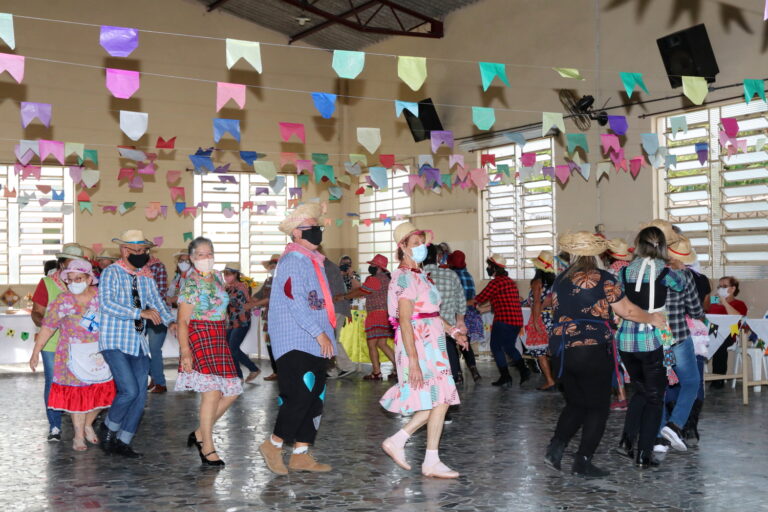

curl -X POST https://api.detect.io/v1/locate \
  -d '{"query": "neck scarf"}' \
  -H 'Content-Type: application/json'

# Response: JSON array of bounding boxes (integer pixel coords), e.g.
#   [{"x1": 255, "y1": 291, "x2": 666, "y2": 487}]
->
[
  {"x1": 115, "y1": 258, "x2": 153, "y2": 278},
  {"x1": 50, "y1": 270, "x2": 66, "y2": 292},
  {"x1": 283, "y1": 243, "x2": 336, "y2": 328}
]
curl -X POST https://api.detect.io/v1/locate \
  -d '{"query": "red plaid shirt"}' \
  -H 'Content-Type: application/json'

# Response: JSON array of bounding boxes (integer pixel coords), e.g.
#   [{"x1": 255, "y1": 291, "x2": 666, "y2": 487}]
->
[{"x1": 475, "y1": 275, "x2": 524, "y2": 326}]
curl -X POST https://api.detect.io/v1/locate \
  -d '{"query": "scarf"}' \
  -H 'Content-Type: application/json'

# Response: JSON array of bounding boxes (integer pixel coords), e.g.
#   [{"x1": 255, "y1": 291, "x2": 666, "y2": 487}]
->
[
  {"x1": 115, "y1": 258, "x2": 153, "y2": 278},
  {"x1": 283, "y1": 243, "x2": 336, "y2": 329},
  {"x1": 50, "y1": 270, "x2": 66, "y2": 292}
]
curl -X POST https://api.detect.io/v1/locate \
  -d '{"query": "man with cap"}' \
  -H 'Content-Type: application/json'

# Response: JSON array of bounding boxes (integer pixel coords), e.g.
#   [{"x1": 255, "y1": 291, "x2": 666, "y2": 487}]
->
[
  {"x1": 247, "y1": 254, "x2": 281, "y2": 380},
  {"x1": 98, "y1": 230, "x2": 177, "y2": 458},
  {"x1": 31, "y1": 243, "x2": 88, "y2": 441},
  {"x1": 146, "y1": 246, "x2": 170, "y2": 393},
  {"x1": 259, "y1": 203, "x2": 336, "y2": 475}
]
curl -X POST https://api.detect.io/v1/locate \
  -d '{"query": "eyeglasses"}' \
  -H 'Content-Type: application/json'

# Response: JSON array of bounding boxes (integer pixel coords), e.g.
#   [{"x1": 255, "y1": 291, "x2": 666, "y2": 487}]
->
[{"x1": 131, "y1": 275, "x2": 145, "y2": 334}]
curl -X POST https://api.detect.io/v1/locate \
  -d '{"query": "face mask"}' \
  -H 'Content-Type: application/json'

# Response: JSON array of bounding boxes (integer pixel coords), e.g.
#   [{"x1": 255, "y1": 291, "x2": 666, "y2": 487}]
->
[
  {"x1": 178, "y1": 261, "x2": 191, "y2": 273},
  {"x1": 717, "y1": 287, "x2": 730, "y2": 299},
  {"x1": 368, "y1": 265, "x2": 378, "y2": 276},
  {"x1": 68, "y1": 281, "x2": 88, "y2": 295},
  {"x1": 127, "y1": 252, "x2": 150, "y2": 269},
  {"x1": 301, "y1": 226, "x2": 323, "y2": 246},
  {"x1": 487, "y1": 267, "x2": 495, "y2": 277},
  {"x1": 194, "y1": 258, "x2": 215, "y2": 274},
  {"x1": 339, "y1": 263, "x2": 351, "y2": 272},
  {"x1": 411, "y1": 244, "x2": 428, "y2": 264}
]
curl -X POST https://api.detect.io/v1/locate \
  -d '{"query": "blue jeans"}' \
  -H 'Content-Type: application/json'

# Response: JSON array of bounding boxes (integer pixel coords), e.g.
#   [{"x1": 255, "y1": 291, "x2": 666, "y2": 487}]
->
[
  {"x1": 660, "y1": 337, "x2": 700, "y2": 430},
  {"x1": 41, "y1": 350, "x2": 62, "y2": 431},
  {"x1": 227, "y1": 324, "x2": 258, "y2": 379},
  {"x1": 147, "y1": 323, "x2": 168, "y2": 386},
  {"x1": 490, "y1": 322, "x2": 522, "y2": 369},
  {"x1": 101, "y1": 350, "x2": 150, "y2": 444}
]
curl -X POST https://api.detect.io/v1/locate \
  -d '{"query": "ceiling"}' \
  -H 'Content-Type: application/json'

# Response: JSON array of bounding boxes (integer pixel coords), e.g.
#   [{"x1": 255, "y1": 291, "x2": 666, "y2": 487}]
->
[{"x1": 198, "y1": 0, "x2": 482, "y2": 50}]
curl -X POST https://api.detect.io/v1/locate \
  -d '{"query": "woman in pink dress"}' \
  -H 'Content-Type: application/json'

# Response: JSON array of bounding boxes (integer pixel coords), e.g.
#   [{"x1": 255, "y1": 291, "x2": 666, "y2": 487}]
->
[{"x1": 380, "y1": 223, "x2": 469, "y2": 479}]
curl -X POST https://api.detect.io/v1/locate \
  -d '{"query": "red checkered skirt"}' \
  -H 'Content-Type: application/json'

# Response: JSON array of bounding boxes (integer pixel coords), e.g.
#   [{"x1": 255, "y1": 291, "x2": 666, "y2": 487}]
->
[{"x1": 181, "y1": 320, "x2": 239, "y2": 379}]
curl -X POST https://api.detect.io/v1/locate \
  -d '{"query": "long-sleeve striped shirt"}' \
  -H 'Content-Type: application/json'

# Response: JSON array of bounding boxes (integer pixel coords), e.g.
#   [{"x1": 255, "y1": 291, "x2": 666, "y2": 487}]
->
[
  {"x1": 149, "y1": 259, "x2": 169, "y2": 298},
  {"x1": 98, "y1": 264, "x2": 175, "y2": 356},
  {"x1": 423, "y1": 264, "x2": 467, "y2": 324}
]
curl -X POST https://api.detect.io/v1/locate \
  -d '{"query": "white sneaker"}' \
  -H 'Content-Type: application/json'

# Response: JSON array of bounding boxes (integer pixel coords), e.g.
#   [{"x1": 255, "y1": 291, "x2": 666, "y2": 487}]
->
[
  {"x1": 47, "y1": 427, "x2": 62, "y2": 442},
  {"x1": 661, "y1": 424, "x2": 687, "y2": 452},
  {"x1": 653, "y1": 443, "x2": 668, "y2": 461}
]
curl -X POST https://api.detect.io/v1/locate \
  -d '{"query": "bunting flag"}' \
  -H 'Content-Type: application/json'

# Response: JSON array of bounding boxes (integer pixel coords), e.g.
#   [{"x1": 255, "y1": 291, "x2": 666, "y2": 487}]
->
[
  {"x1": 0, "y1": 52, "x2": 23, "y2": 83},
  {"x1": 332, "y1": 50, "x2": 365, "y2": 79},
  {"x1": 213, "y1": 118, "x2": 241, "y2": 142},
  {"x1": 541, "y1": 112, "x2": 565, "y2": 136},
  {"x1": 619, "y1": 72, "x2": 649, "y2": 98},
  {"x1": 744, "y1": 79, "x2": 766, "y2": 104},
  {"x1": 566, "y1": 133, "x2": 589, "y2": 154},
  {"x1": 105, "y1": 68, "x2": 140, "y2": 99},
  {"x1": 0, "y1": 13, "x2": 15, "y2": 49},
  {"x1": 311, "y1": 92, "x2": 337, "y2": 119},
  {"x1": 478, "y1": 62, "x2": 510, "y2": 91},
  {"x1": 20, "y1": 102, "x2": 52, "y2": 128},
  {"x1": 100, "y1": 26, "x2": 139, "y2": 57},
  {"x1": 397, "y1": 56, "x2": 427, "y2": 91},
  {"x1": 225, "y1": 39, "x2": 262, "y2": 72},
  {"x1": 216, "y1": 82, "x2": 246, "y2": 111}
]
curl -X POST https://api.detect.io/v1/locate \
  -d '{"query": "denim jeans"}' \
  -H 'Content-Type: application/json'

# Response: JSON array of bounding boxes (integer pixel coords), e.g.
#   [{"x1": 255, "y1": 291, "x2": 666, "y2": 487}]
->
[
  {"x1": 660, "y1": 337, "x2": 699, "y2": 430},
  {"x1": 147, "y1": 323, "x2": 168, "y2": 387},
  {"x1": 41, "y1": 350, "x2": 62, "y2": 431},
  {"x1": 101, "y1": 349, "x2": 150, "y2": 444},
  {"x1": 227, "y1": 324, "x2": 258, "y2": 379},
  {"x1": 490, "y1": 322, "x2": 522, "y2": 369}
]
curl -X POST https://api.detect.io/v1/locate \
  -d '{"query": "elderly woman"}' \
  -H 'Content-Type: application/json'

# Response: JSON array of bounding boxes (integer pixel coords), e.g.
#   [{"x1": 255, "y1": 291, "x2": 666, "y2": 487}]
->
[
  {"x1": 29, "y1": 259, "x2": 116, "y2": 451},
  {"x1": 707, "y1": 275, "x2": 748, "y2": 386},
  {"x1": 544, "y1": 232, "x2": 666, "y2": 478},
  {"x1": 525, "y1": 250, "x2": 557, "y2": 391},
  {"x1": 165, "y1": 251, "x2": 193, "y2": 307},
  {"x1": 223, "y1": 262, "x2": 260, "y2": 383},
  {"x1": 176, "y1": 237, "x2": 242, "y2": 467},
  {"x1": 380, "y1": 223, "x2": 468, "y2": 479}
]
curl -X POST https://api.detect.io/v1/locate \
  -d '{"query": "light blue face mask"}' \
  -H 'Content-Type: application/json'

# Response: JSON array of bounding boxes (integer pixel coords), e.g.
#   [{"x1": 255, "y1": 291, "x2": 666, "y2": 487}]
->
[{"x1": 411, "y1": 244, "x2": 428, "y2": 263}]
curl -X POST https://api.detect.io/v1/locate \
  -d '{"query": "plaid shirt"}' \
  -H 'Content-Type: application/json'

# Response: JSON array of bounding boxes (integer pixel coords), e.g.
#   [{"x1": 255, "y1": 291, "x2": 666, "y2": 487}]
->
[
  {"x1": 423, "y1": 264, "x2": 467, "y2": 324},
  {"x1": 666, "y1": 269, "x2": 705, "y2": 342},
  {"x1": 98, "y1": 264, "x2": 175, "y2": 356},
  {"x1": 475, "y1": 275, "x2": 524, "y2": 327},
  {"x1": 452, "y1": 268, "x2": 476, "y2": 300},
  {"x1": 149, "y1": 259, "x2": 169, "y2": 298}
]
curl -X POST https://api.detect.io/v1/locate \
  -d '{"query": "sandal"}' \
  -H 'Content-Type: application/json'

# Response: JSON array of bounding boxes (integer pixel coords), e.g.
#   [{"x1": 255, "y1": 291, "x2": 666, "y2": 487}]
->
[
  {"x1": 364, "y1": 372, "x2": 383, "y2": 381},
  {"x1": 387, "y1": 372, "x2": 398, "y2": 381}
]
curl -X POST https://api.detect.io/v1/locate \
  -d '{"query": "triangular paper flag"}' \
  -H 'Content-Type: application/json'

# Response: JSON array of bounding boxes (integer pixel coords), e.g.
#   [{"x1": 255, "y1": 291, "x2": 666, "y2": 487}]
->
[
  {"x1": 542, "y1": 112, "x2": 565, "y2": 136},
  {"x1": 357, "y1": 127, "x2": 381, "y2": 154},
  {"x1": 120, "y1": 111, "x2": 148, "y2": 141},
  {"x1": 619, "y1": 72, "x2": 649, "y2": 98},
  {"x1": 682, "y1": 76, "x2": 708, "y2": 105},
  {"x1": 226, "y1": 39, "x2": 262, "y2": 72},
  {"x1": 553, "y1": 67, "x2": 584, "y2": 80},
  {"x1": 397, "y1": 56, "x2": 427, "y2": 91},
  {"x1": 478, "y1": 62, "x2": 510, "y2": 91},
  {"x1": 216, "y1": 82, "x2": 246, "y2": 111}
]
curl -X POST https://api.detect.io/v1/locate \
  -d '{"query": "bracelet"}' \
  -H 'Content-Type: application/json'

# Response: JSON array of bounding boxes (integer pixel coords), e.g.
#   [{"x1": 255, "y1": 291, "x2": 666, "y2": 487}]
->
[{"x1": 448, "y1": 326, "x2": 461, "y2": 337}]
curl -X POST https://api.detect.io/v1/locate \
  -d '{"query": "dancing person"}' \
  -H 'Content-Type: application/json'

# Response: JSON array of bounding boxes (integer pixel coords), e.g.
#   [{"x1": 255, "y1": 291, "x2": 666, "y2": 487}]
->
[
  {"x1": 544, "y1": 232, "x2": 666, "y2": 477},
  {"x1": 525, "y1": 250, "x2": 557, "y2": 391},
  {"x1": 606, "y1": 238, "x2": 633, "y2": 410},
  {"x1": 380, "y1": 223, "x2": 468, "y2": 479},
  {"x1": 31, "y1": 243, "x2": 87, "y2": 441},
  {"x1": 706, "y1": 275, "x2": 748, "y2": 388},
  {"x1": 176, "y1": 239, "x2": 242, "y2": 466},
  {"x1": 447, "y1": 250, "x2": 482, "y2": 382},
  {"x1": 341, "y1": 254, "x2": 397, "y2": 381},
  {"x1": 29, "y1": 259, "x2": 115, "y2": 451},
  {"x1": 259, "y1": 204, "x2": 336, "y2": 475},
  {"x1": 320, "y1": 249, "x2": 357, "y2": 379},
  {"x1": 94, "y1": 249, "x2": 118, "y2": 278},
  {"x1": 472, "y1": 254, "x2": 530, "y2": 387},
  {"x1": 248, "y1": 255, "x2": 280, "y2": 381},
  {"x1": 98, "y1": 230, "x2": 176, "y2": 459},
  {"x1": 223, "y1": 262, "x2": 261, "y2": 383},
  {"x1": 146, "y1": 248, "x2": 169, "y2": 393},
  {"x1": 613, "y1": 225, "x2": 685, "y2": 469}
]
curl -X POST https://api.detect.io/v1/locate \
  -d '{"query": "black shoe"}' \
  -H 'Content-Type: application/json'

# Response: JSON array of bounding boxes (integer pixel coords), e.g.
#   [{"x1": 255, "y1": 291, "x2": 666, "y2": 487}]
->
[
  {"x1": 491, "y1": 375, "x2": 513, "y2": 387},
  {"x1": 187, "y1": 431, "x2": 202, "y2": 451},
  {"x1": 514, "y1": 360, "x2": 531, "y2": 386},
  {"x1": 112, "y1": 440, "x2": 143, "y2": 459},
  {"x1": 98, "y1": 423, "x2": 117, "y2": 453},
  {"x1": 614, "y1": 432, "x2": 634, "y2": 460},
  {"x1": 544, "y1": 438, "x2": 566, "y2": 471},
  {"x1": 200, "y1": 450, "x2": 225, "y2": 467},
  {"x1": 635, "y1": 449, "x2": 660, "y2": 469},
  {"x1": 47, "y1": 427, "x2": 62, "y2": 442},
  {"x1": 710, "y1": 380, "x2": 725, "y2": 390},
  {"x1": 682, "y1": 399, "x2": 702, "y2": 447},
  {"x1": 469, "y1": 366, "x2": 482, "y2": 382},
  {"x1": 455, "y1": 374, "x2": 464, "y2": 385},
  {"x1": 661, "y1": 422, "x2": 687, "y2": 452},
  {"x1": 572, "y1": 455, "x2": 610, "y2": 478}
]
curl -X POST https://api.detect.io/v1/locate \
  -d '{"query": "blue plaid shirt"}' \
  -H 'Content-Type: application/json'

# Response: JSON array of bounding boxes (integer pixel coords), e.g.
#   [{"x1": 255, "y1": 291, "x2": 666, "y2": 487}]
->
[
  {"x1": 452, "y1": 268, "x2": 477, "y2": 300},
  {"x1": 98, "y1": 264, "x2": 175, "y2": 356}
]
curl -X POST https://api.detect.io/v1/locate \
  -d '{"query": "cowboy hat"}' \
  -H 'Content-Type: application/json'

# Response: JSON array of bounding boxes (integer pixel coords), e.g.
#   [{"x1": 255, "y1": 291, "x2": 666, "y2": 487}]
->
[
  {"x1": 278, "y1": 203, "x2": 323, "y2": 235},
  {"x1": 531, "y1": 250, "x2": 555, "y2": 272},
  {"x1": 172, "y1": 250, "x2": 189, "y2": 259},
  {"x1": 668, "y1": 236, "x2": 697, "y2": 265},
  {"x1": 54, "y1": 243, "x2": 87, "y2": 261},
  {"x1": 606, "y1": 238, "x2": 633, "y2": 261},
  {"x1": 487, "y1": 253, "x2": 507, "y2": 268},
  {"x1": 393, "y1": 221, "x2": 433, "y2": 245},
  {"x1": 112, "y1": 229, "x2": 152, "y2": 246},
  {"x1": 262, "y1": 254, "x2": 281, "y2": 269},
  {"x1": 644, "y1": 219, "x2": 680, "y2": 246},
  {"x1": 95, "y1": 249, "x2": 119, "y2": 261},
  {"x1": 558, "y1": 231, "x2": 608, "y2": 256},
  {"x1": 223, "y1": 262, "x2": 241, "y2": 272}
]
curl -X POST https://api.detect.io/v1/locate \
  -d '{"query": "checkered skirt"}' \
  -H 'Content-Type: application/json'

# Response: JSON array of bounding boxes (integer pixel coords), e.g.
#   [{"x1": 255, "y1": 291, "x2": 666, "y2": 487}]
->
[{"x1": 175, "y1": 319, "x2": 243, "y2": 395}]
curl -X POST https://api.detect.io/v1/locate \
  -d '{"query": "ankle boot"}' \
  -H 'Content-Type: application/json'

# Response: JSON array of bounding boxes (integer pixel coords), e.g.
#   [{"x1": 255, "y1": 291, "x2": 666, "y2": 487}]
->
[
  {"x1": 491, "y1": 367, "x2": 513, "y2": 387},
  {"x1": 514, "y1": 360, "x2": 531, "y2": 385},
  {"x1": 544, "y1": 438, "x2": 567, "y2": 471},
  {"x1": 682, "y1": 399, "x2": 702, "y2": 447},
  {"x1": 469, "y1": 366, "x2": 482, "y2": 382},
  {"x1": 614, "y1": 432, "x2": 634, "y2": 460},
  {"x1": 635, "y1": 449, "x2": 660, "y2": 469},
  {"x1": 571, "y1": 455, "x2": 609, "y2": 477}
]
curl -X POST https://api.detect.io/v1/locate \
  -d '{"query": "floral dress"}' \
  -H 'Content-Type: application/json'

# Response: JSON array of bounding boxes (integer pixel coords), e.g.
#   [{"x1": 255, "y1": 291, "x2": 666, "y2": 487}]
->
[
  {"x1": 380, "y1": 268, "x2": 460, "y2": 414},
  {"x1": 43, "y1": 292, "x2": 116, "y2": 413},
  {"x1": 524, "y1": 278, "x2": 554, "y2": 357},
  {"x1": 175, "y1": 270, "x2": 242, "y2": 396}
]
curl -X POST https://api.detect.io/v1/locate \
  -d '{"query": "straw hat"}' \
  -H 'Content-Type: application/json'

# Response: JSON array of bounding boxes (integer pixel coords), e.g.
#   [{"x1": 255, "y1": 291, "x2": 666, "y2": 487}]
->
[
  {"x1": 487, "y1": 253, "x2": 507, "y2": 268},
  {"x1": 393, "y1": 221, "x2": 433, "y2": 245},
  {"x1": 223, "y1": 262, "x2": 241, "y2": 272},
  {"x1": 262, "y1": 254, "x2": 281, "y2": 269},
  {"x1": 55, "y1": 243, "x2": 87, "y2": 261},
  {"x1": 95, "y1": 249, "x2": 119, "y2": 261},
  {"x1": 112, "y1": 229, "x2": 152, "y2": 246},
  {"x1": 558, "y1": 231, "x2": 608, "y2": 256},
  {"x1": 531, "y1": 250, "x2": 555, "y2": 272},
  {"x1": 606, "y1": 238, "x2": 633, "y2": 261},
  {"x1": 172, "y1": 250, "x2": 189, "y2": 259},
  {"x1": 278, "y1": 203, "x2": 322, "y2": 235},
  {"x1": 644, "y1": 219, "x2": 680, "y2": 246},
  {"x1": 81, "y1": 246, "x2": 95, "y2": 260},
  {"x1": 60, "y1": 259, "x2": 99, "y2": 284},
  {"x1": 668, "y1": 236, "x2": 697, "y2": 264}
]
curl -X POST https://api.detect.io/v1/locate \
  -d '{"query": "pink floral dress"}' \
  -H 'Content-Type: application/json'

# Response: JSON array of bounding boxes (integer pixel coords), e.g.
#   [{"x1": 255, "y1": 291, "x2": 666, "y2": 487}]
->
[{"x1": 380, "y1": 268, "x2": 460, "y2": 414}]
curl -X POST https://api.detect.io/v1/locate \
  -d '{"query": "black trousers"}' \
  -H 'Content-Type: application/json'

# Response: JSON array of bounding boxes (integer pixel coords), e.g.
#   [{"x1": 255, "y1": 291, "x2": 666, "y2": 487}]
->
[
  {"x1": 266, "y1": 339, "x2": 278, "y2": 373},
  {"x1": 273, "y1": 350, "x2": 328, "y2": 445},
  {"x1": 446, "y1": 335, "x2": 478, "y2": 380},
  {"x1": 552, "y1": 344, "x2": 613, "y2": 457},
  {"x1": 712, "y1": 335, "x2": 736, "y2": 375},
  {"x1": 620, "y1": 347, "x2": 667, "y2": 453}
]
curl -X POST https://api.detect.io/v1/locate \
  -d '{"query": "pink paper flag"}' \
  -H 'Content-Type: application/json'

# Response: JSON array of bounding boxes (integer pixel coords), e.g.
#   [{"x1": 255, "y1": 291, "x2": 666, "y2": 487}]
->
[
  {"x1": 279, "y1": 122, "x2": 306, "y2": 143},
  {"x1": 145, "y1": 206, "x2": 159, "y2": 220},
  {"x1": 469, "y1": 168, "x2": 489, "y2": 190},
  {"x1": 555, "y1": 165, "x2": 571, "y2": 184},
  {"x1": 480, "y1": 154, "x2": 496, "y2": 167},
  {"x1": 38, "y1": 197, "x2": 51, "y2": 207},
  {"x1": 14, "y1": 144, "x2": 34, "y2": 165},
  {"x1": 296, "y1": 159, "x2": 313, "y2": 174},
  {"x1": 718, "y1": 130, "x2": 735, "y2": 148},
  {"x1": 280, "y1": 152, "x2": 298, "y2": 168},
  {"x1": 138, "y1": 162, "x2": 156, "y2": 175},
  {"x1": 38, "y1": 140, "x2": 65, "y2": 164},
  {"x1": 449, "y1": 154, "x2": 465, "y2": 170},
  {"x1": 69, "y1": 166, "x2": 83, "y2": 184},
  {"x1": 153, "y1": 236, "x2": 163, "y2": 247},
  {"x1": 183, "y1": 207, "x2": 198, "y2": 218},
  {"x1": 520, "y1": 152, "x2": 536, "y2": 167},
  {"x1": 0, "y1": 53, "x2": 24, "y2": 83},
  {"x1": 609, "y1": 148, "x2": 627, "y2": 171},
  {"x1": 105, "y1": 68, "x2": 140, "y2": 99},
  {"x1": 129, "y1": 176, "x2": 143, "y2": 189},
  {"x1": 721, "y1": 117, "x2": 739, "y2": 138},
  {"x1": 726, "y1": 144, "x2": 738, "y2": 157},
  {"x1": 737, "y1": 139, "x2": 748, "y2": 153},
  {"x1": 102, "y1": 205, "x2": 117, "y2": 213},
  {"x1": 169, "y1": 186, "x2": 185, "y2": 202},
  {"x1": 600, "y1": 134, "x2": 621, "y2": 155},
  {"x1": 117, "y1": 168, "x2": 134, "y2": 181},
  {"x1": 18, "y1": 164, "x2": 41, "y2": 180},
  {"x1": 629, "y1": 156, "x2": 645, "y2": 178},
  {"x1": 166, "y1": 170, "x2": 181, "y2": 184},
  {"x1": 362, "y1": 219, "x2": 373, "y2": 227},
  {"x1": 92, "y1": 243, "x2": 103, "y2": 254},
  {"x1": 216, "y1": 82, "x2": 246, "y2": 111},
  {"x1": 456, "y1": 166, "x2": 470, "y2": 181}
]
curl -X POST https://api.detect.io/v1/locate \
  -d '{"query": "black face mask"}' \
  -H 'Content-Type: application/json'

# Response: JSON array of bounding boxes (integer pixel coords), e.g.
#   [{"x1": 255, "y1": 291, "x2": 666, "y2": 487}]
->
[
  {"x1": 486, "y1": 267, "x2": 495, "y2": 278},
  {"x1": 368, "y1": 265, "x2": 378, "y2": 276},
  {"x1": 128, "y1": 252, "x2": 150, "y2": 269},
  {"x1": 301, "y1": 226, "x2": 323, "y2": 246},
  {"x1": 339, "y1": 263, "x2": 351, "y2": 272}
]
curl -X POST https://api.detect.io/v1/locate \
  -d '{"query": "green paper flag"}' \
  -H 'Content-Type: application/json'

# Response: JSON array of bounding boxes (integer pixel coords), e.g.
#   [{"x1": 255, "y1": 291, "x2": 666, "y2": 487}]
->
[
  {"x1": 670, "y1": 116, "x2": 688, "y2": 136},
  {"x1": 222, "y1": 202, "x2": 231, "y2": 211},
  {"x1": 79, "y1": 201, "x2": 93, "y2": 213},
  {"x1": 398, "y1": 56, "x2": 427, "y2": 91},
  {"x1": 312, "y1": 153, "x2": 329, "y2": 164},
  {"x1": 472, "y1": 107, "x2": 495, "y2": 131},
  {"x1": 542, "y1": 112, "x2": 566, "y2": 136},
  {"x1": 337, "y1": 175, "x2": 352, "y2": 186},
  {"x1": 335, "y1": 219, "x2": 344, "y2": 227},
  {"x1": 254, "y1": 161, "x2": 277, "y2": 180},
  {"x1": 183, "y1": 232, "x2": 193, "y2": 242},
  {"x1": 496, "y1": 164, "x2": 510, "y2": 177},
  {"x1": 21, "y1": 332, "x2": 29, "y2": 341},
  {"x1": 314, "y1": 164, "x2": 336, "y2": 184},
  {"x1": 332, "y1": 50, "x2": 365, "y2": 79},
  {"x1": 478, "y1": 62, "x2": 510, "y2": 91},
  {"x1": 566, "y1": 133, "x2": 589, "y2": 154},
  {"x1": 297, "y1": 174, "x2": 309, "y2": 187},
  {"x1": 682, "y1": 76, "x2": 707, "y2": 105},
  {"x1": 349, "y1": 154, "x2": 367, "y2": 166},
  {"x1": 619, "y1": 72, "x2": 649, "y2": 98},
  {"x1": 744, "y1": 79, "x2": 766, "y2": 104},
  {"x1": 441, "y1": 174, "x2": 452, "y2": 189},
  {"x1": 78, "y1": 149, "x2": 98, "y2": 166},
  {"x1": 553, "y1": 67, "x2": 584, "y2": 80}
]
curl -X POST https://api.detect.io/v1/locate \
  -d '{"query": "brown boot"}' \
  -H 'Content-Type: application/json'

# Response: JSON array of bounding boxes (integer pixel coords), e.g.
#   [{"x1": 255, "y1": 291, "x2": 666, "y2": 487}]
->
[
  {"x1": 259, "y1": 440, "x2": 288, "y2": 475},
  {"x1": 288, "y1": 452, "x2": 332, "y2": 472}
]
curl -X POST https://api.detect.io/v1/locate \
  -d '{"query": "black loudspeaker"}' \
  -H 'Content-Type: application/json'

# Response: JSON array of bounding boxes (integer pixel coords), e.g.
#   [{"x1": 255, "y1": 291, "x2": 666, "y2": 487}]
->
[
  {"x1": 403, "y1": 98, "x2": 444, "y2": 142},
  {"x1": 657, "y1": 24, "x2": 719, "y2": 88}
]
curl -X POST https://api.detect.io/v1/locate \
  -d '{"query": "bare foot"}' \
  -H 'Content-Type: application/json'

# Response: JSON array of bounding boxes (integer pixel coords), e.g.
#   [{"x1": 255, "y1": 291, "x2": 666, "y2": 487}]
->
[
  {"x1": 84, "y1": 426, "x2": 99, "y2": 444},
  {"x1": 73, "y1": 438, "x2": 87, "y2": 451}
]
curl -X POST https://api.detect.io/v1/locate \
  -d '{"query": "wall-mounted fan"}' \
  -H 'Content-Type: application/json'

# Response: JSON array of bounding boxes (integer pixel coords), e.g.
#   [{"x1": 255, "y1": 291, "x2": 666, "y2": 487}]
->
[{"x1": 557, "y1": 90, "x2": 609, "y2": 132}]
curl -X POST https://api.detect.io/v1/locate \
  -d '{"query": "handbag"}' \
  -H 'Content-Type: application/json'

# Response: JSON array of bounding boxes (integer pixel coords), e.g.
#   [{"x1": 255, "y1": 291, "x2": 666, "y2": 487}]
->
[{"x1": 68, "y1": 342, "x2": 112, "y2": 384}]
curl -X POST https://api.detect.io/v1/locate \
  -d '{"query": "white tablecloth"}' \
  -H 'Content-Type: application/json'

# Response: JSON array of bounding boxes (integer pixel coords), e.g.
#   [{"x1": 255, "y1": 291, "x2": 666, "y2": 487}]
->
[
  {"x1": 705, "y1": 314, "x2": 743, "y2": 359},
  {"x1": 479, "y1": 307, "x2": 531, "y2": 353}
]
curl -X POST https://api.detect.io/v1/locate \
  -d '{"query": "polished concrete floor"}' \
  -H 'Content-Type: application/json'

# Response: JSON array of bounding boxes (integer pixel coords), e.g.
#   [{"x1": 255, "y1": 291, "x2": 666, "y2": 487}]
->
[{"x1": 2, "y1": 360, "x2": 768, "y2": 512}]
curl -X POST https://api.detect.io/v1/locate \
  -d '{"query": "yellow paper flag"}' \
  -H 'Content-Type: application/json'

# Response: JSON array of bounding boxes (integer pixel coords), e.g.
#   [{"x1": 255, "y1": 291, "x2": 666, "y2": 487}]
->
[
  {"x1": 553, "y1": 67, "x2": 585, "y2": 80},
  {"x1": 398, "y1": 56, "x2": 427, "y2": 91},
  {"x1": 682, "y1": 76, "x2": 708, "y2": 105}
]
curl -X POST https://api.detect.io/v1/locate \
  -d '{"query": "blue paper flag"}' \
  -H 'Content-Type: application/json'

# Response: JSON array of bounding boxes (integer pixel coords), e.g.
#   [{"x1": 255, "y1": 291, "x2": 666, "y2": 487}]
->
[
  {"x1": 395, "y1": 100, "x2": 419, "y2": 118},
  {"x1": 189, "y1": 154, "x2": 214, "y2": 172},
  {"x1": 52, "y1": 189, "x2": 65, "y2": 200},
  {"x1": 175, "y1": 202, "x2": 186, "y2": 214},
  {"x1": 505, "y1": 132, "x2": 527, "y2": 148},
  {"x1": 213, "y1": 118, "x2": 241, "y2": 143},
  {"x1": 640, "y1": 133, "x2": 660, "y2": 156},
  {"x1": 195, "y1": 147, "x2": 214, "y2": 157},
  {"x1": 311, "y1": 92, "x2": 337, "y2": 119},
  {"x1": 369, "y1": 167, "x2": 388, "y2": 189},
  {"x1": 239, "y1": 151, "x2": 260, "y2": 165}
]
